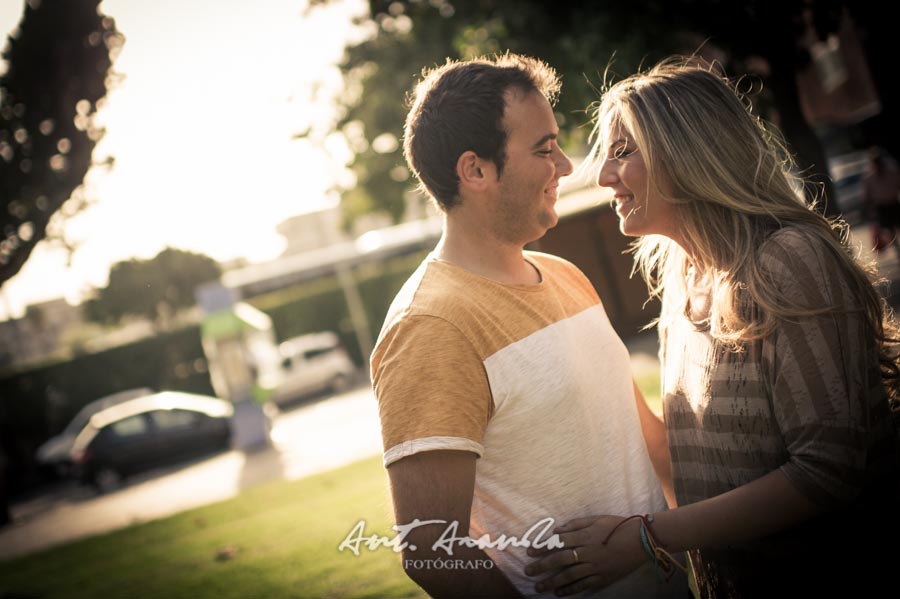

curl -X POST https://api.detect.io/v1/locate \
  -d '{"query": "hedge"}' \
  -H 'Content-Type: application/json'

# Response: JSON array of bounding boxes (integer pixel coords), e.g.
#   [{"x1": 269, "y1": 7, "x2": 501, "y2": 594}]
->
[{"x1": 0, "y1": 250, "x2": 428, "y2": 495}]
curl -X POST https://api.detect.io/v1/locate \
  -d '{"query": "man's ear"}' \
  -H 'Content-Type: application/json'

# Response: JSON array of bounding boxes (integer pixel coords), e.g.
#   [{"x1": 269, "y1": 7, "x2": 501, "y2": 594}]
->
[{"x1": 456, "y1": 151, "x2": 495, "y2": 193}]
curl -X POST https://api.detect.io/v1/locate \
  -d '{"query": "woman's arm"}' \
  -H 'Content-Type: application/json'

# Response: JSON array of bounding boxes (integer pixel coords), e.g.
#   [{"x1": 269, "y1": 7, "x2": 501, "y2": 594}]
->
[{"x1": 525, "y1": 469, "x2": 823, "y2": 596}]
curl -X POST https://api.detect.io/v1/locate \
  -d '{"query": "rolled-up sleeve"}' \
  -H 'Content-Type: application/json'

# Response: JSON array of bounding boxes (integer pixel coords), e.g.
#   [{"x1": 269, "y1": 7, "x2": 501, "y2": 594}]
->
[{"x1": 371, "y1": 315, "x2": 493, "y2": 468}]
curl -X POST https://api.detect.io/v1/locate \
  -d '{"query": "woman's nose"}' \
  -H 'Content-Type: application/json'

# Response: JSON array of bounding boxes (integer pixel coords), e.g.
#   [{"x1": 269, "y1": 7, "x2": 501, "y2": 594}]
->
[{"x1": 597, "y1": 160, "x2": 618, "y2": 188}]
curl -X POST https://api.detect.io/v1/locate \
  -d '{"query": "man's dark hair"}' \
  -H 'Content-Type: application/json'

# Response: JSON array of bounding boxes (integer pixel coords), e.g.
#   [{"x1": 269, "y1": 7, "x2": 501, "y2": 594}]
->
[{"x1": 402, "y1": 53, "x2": 561, "y2": 211}]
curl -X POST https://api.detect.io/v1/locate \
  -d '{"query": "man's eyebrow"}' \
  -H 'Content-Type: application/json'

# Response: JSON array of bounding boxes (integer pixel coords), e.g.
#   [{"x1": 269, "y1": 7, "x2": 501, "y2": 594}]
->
[{"x1": 530, "y1": 133, "x2": 558, "y2": 149}]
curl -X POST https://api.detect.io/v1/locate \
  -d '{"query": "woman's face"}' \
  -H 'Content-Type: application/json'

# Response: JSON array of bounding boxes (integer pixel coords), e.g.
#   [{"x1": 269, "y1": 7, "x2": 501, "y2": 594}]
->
[{"x1": 596, "y1": 117, "x2": 679, "y2": 240}]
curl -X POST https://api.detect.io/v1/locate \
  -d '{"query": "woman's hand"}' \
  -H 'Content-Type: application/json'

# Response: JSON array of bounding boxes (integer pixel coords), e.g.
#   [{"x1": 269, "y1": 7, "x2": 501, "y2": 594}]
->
[{"x1": 523, "y1": 515, "x2": 648, "y2": 596}]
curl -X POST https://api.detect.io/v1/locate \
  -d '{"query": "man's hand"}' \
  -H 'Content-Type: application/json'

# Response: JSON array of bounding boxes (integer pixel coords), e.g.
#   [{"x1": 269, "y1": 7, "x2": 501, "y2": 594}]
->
[{"x1": 388, "y1": 450, "x2": 521, "y2": 599}]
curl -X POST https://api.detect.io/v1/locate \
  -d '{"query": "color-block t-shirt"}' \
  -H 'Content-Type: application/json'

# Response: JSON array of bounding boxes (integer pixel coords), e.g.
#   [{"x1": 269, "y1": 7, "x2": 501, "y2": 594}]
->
[{"x1": 372, "y1": 251, "x2": 678, "y2": 598}]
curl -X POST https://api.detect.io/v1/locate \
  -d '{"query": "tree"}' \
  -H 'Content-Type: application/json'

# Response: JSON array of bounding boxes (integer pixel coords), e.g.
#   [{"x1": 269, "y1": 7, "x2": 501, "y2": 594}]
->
[
  {"x1": 84, "y1": 248, "x2": 221, "y2": 329},
  {"x1": 0, "y1": 0, "x2": 123, "y2": 285},
  {"x1": 316, "y1": 0, "x2": 889, "y2": 224}
]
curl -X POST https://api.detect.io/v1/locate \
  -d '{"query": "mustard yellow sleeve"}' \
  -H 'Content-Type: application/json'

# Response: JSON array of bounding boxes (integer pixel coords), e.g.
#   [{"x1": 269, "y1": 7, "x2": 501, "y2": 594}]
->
[{"x1": 371, "y1": 314, "x2": 492, "y2": 467}]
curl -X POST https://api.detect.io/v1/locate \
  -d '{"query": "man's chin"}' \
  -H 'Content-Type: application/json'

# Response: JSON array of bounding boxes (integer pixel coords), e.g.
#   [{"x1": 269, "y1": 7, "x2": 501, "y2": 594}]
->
[
  {"x1": 541, "y1": 211, "x2": 559, "y2": 232},
  {"x1": 525, "y1": 215, "x2": 558, "y2": 245}
]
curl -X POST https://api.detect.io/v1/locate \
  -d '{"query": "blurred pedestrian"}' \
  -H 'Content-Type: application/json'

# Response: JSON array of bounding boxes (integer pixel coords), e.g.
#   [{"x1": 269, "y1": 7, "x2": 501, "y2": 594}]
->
[{"x1": 863, "y1": 145, "x2": 900, "y2": 256}]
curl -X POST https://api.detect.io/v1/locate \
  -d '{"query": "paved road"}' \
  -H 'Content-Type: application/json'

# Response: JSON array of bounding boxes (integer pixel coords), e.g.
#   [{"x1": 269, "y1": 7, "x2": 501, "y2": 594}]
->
[{"x1": 0, "y1": 385, "x2": 383, "y2": 561}]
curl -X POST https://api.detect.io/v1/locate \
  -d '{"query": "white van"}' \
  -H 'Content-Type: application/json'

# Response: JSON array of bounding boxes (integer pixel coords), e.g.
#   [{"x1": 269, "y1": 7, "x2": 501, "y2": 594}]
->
[{"x1": 271, "y1": 332, "x2": 356, "y2": 404}]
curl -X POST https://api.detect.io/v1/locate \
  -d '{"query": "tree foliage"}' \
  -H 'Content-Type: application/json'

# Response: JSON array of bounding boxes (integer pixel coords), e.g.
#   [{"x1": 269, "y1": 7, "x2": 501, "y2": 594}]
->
[
  {"x1": 0, "y1": 0, "x2": 123, "y2": 285},
  {"x1": 319, "y1": 0, "x2": 889, "y2": 224},
  {"x1": 84, "y1": 248, "x2": 221, "y2": 328}
]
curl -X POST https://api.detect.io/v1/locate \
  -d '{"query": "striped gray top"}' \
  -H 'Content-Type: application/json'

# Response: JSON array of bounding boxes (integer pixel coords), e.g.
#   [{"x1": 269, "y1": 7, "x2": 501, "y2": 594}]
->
[{"x1": 660, "y1": 227, "x2": 899, "y2": 597}]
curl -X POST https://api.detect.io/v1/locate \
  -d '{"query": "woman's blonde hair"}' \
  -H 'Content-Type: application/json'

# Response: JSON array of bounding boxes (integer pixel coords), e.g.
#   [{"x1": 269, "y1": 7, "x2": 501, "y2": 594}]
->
[{"x1": 588, "y1": 56, "x2": 900, "y2": 401}]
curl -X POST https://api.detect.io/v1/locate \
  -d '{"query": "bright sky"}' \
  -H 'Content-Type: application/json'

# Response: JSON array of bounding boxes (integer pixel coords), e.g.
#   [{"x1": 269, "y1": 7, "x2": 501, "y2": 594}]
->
[{"x1": 0, "y1": 0, "x2": 369, "y2": 320}]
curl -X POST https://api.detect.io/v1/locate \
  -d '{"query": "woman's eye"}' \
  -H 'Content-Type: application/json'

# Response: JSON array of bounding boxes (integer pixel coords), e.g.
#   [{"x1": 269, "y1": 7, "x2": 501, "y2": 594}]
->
[{"x1": 612, "y1": 146, "x2": 634, "y2": 159}]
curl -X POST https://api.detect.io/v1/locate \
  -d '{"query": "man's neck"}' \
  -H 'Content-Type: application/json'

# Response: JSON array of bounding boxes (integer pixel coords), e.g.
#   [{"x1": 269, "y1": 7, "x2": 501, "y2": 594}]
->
[{"x1": 436, "y1": 217, "x2": 541, "y2": 285}]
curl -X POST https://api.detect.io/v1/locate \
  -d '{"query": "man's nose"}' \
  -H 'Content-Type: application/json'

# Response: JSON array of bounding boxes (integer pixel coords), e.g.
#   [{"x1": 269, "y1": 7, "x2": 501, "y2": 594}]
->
[{"x1": 555, "y1": 148, "x2": 574, "y2": 178}]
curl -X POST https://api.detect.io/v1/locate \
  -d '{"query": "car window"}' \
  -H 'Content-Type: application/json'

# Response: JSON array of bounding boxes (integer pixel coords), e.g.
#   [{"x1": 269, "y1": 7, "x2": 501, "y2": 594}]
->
[
  {"x1": 109, "y1": 415, "x2": 149, "y2": 438},
  {"x1": 150, "y1": 409, "x2": 200, "y2": 430},
  {"x1": 64, "y1": 388, "x2": 154, "y2": 435},
  {"x1": 66, "y1": 403, "x2": 105, "y2": 435},
  {"x1": 65, "y1": 409, "x2": 94, "y2": 435},
  {"x1": 303, "y1": 347, "x2": 335, "y2": 360}
]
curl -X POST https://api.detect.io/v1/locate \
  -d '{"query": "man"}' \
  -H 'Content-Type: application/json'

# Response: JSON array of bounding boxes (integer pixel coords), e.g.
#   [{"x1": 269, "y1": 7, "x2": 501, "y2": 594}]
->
[{"x1": 371, "y1": 54, "x2": 679, "y2": 598}]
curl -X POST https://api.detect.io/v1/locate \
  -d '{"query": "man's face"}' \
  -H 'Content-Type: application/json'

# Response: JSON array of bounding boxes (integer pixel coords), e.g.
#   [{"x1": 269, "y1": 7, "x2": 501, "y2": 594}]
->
[{"x1": 486, "y1": 90, "x2": 573, "y2": 246}]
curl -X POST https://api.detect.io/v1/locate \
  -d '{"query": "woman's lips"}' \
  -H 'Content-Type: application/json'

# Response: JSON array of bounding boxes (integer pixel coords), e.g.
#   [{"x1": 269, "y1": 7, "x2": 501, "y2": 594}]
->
[{"x1": 614, "y1": 195, "x2": 634, "y2": 215}]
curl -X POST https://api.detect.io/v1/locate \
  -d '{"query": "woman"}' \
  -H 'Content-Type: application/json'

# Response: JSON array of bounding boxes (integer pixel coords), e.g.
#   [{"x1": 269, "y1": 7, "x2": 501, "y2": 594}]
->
[{"x1": 525, "y1": 58, "x2": 900, "y2": 598}]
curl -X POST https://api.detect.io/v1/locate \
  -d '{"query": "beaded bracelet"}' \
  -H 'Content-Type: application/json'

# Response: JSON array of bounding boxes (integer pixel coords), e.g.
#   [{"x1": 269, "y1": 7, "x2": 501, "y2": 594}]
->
[
  {"x1": 638, "y1": 520, "x2": 660, "y2": 575},
  {"x1": 601, "y1": 514, "x2": 687, "y2": 582}
]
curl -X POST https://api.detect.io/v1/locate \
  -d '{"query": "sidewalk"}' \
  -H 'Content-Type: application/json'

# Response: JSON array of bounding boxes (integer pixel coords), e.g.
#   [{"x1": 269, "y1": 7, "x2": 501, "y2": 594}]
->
[{"x1": 0, "y1": 386, "x2": 383, "y2": 561}]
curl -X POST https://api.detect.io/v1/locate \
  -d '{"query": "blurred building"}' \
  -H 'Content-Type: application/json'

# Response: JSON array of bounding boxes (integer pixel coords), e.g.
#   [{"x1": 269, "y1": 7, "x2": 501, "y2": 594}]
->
[
  {"x1": 276, "y1": 208, "x2": 346, "y2": 256},
  {"x1": 223, "y1": 216, "x2": 443, "y2": 300},
  {"x1": 0, "y1": 297, "x2": 83, "y2": 367},
  {"x1": 276, "y1": 206, "x2": 393, "y2": 257},
  {"x1": 221, "y1": 179, "x2": 653, "y2": 339}
]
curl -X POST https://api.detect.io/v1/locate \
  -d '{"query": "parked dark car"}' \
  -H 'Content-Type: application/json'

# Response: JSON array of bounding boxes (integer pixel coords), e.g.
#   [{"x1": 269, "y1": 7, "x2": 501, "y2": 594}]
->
[
  {"x1": 36, "y1": 387, "x2": 155, "y2": 478},
  {"x1": 69, "y1": 391, "x2": 233, "y2": 492}
]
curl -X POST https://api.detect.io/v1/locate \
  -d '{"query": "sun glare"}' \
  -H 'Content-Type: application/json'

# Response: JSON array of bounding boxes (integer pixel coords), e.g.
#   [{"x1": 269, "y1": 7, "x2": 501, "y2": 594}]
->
[{"x1": 0, "y1": 0, "x2": 368, "y2": 319}]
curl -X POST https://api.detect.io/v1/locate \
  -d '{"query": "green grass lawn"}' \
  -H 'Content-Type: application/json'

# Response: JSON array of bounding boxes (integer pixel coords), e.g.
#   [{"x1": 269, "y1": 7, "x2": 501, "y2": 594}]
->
[
  {"x1": 634, "y1": 366, "x2": 663, "y2": 416},
  {"x1": 0, "y1": 456, "x2": 427, "y2": 599},
  {"x1": 1, "y1": 367, "x2": 665, "y2": 599}
]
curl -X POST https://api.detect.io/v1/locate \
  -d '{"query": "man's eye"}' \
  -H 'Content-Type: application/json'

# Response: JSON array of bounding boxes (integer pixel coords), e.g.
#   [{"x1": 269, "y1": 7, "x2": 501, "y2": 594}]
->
[{"x1": 537, "y1": 148, "x2": 552, "y2": 155}]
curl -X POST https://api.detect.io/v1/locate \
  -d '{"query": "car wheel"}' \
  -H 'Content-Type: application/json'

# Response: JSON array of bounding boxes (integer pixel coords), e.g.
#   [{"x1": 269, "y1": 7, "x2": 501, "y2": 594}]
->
[
  {"x1": 93, "y1": 467, "x2": 123, "y2": 494},
  {"x1": 331, "y1": 373, "x2": 350, "y2": 393}
]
